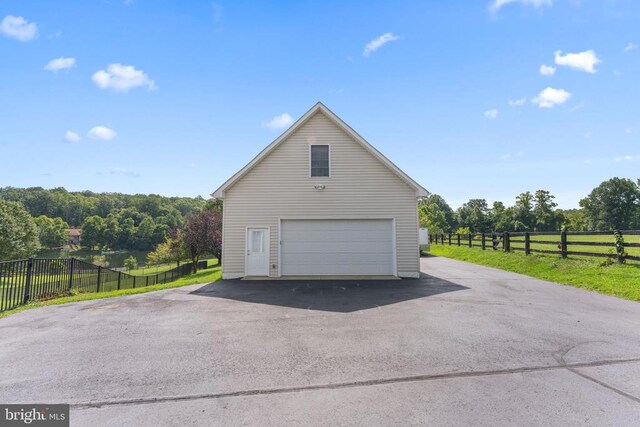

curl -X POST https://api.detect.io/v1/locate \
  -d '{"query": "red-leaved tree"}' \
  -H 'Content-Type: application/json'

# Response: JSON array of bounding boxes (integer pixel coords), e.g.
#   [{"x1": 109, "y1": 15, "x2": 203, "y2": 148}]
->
[{"x1": 180, "y1": 210, "x2": 222, "y2": 272}]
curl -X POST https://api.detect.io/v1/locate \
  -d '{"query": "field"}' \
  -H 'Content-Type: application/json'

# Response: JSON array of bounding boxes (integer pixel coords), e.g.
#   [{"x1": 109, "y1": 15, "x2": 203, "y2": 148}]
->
[
  {"x1": 510, "y1": 233, "x2": 640, "y2": 258},
  {"x1": 428, "y1": 245, "x2": 640, "y2": 302},
  {"x1": 433, "y1": 232, "x2": 640, "y2": 260}
]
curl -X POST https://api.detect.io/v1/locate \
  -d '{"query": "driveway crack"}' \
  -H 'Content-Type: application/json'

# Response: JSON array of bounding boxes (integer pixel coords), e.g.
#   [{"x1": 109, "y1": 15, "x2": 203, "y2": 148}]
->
[
  {"x1": 553, "y1": 343, "x2": 640, "y2": 404},
  {"x1": 72, "y1": 357, "x2": 640, "y2": 410}
]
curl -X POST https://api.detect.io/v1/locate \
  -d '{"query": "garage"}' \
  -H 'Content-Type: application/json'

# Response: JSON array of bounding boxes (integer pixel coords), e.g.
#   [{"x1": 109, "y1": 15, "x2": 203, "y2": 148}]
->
[{"x1": 280, "y1": 219, "x2": 395, "y2": 276}]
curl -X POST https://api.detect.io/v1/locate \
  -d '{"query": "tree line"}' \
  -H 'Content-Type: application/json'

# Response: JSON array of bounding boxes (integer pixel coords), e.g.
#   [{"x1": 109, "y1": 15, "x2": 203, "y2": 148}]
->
[
  {"x1": 420, "y1": 177, "x2": 640, "y2": 234},
  {"x1": 0, "y1": 187, "x2": 206, "y2": 226},
  {"x1": 0, "y1": 187, "x2": 207, "y2": 256},
  {"x1": 0, "y1": 187, "x2": 216, "y2": 261}
]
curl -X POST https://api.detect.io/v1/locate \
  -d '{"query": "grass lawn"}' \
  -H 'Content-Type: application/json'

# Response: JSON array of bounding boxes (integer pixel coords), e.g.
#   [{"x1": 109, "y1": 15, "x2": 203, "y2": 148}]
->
[
  {"x1": 428, "y1": 245, "x2": 640, "y2": 302},
  {"x1": 0, "y1": 265, "x2": 221, "y2": 319}
]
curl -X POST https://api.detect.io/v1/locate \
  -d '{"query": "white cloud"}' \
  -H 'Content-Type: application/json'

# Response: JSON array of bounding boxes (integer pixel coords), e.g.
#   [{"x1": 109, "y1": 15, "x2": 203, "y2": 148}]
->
[
  {"x1": 508, "y1": 98, "x2": 526, "y2": 107},
  {"x1": 489, "y1": 0, "x2": 553, "y2": 13},
  {"x1": 92, "y1": 63, "x2": 156, "y2": 92},
  {"x1": 212, "y1": 2, "x2": 224, "y2": 22},
  {"x1": 262, "y1": 113, "x2": 294, "y2": 130},
  {"x1": 625, "y1": 42, "x2": 637, "y2": 52},
  {"x1": 44, "y1": 57, "x2": 76, "y2": 72},
  {"x1": 109, "y1": 167, "x2": 139, "y2": 177},
  {"x1": 87, "y1": 126, "x2": 117, "y2": 140},
  {"x1": 363, "y1": 32, "x2": 400, "y2": 57},
  {"x1": 65, "y1": 131, "x2": 80, "y2": 142},
  {"x1": 554, "y1": 50, "x2": 601, "y2": 73},
  {"x1": 625, "y1": 129, "x2": 632, "y2": 134},
  {"x1": 500, "y1": 150, "x2": 524, "y2": 160},
  {"x1": 568, "y1": 102, "x2": 584, "y2": 112},
  {"x1": 614, "y1": 155, "x2": 640, "y2": 162},
  {"x1": 484, "y1": 109, "x2": 498, "y2": 120},
  {"x1": 0, "y1": 15, "x2": 38, "y2": 42},
  {"x1": 531, "y1": 87, "x2": 571, "y2": 108},
  {"x1": 539, "y1": 64, "x2": 556, "y2": 76}
]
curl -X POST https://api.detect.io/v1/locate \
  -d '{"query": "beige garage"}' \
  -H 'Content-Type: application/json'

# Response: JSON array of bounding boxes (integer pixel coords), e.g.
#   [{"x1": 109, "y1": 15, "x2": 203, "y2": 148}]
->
[{"x1": 212, "y1": 102, "x2": 428, "y2": 279}]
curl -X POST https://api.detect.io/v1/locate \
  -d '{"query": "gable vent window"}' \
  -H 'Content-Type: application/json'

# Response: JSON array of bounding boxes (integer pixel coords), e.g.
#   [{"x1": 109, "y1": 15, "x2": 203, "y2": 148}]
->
[{"x1": 310, "y1": 145, "x2": 330, "y2": 177}]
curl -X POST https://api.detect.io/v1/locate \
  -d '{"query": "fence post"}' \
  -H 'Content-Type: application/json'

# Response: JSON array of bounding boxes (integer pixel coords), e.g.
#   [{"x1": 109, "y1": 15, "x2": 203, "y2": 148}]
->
[
  {"x1": 525, "y1": 232, "x2": 530, "y2": 256},
  {"x1": 614, "y1": 230, "x2": 625, "y2": 264},
  {"x1": 96, "y1": 266, "x2": 102, "y2": 292},
  {"x1": 504, "y1": 232, "x2": 510, "y2": 252},
  {"x1": 146, "y1": 275, "x2": 149, "y2": 287},
  {"x1": 448, "y1": 233, "x2": 451, "y2": 246},
  {"x1": 117, "y1": 271, "x2": 122, "y2": 290},
  {"x1": 68, "y1": 258, "x2": 75, "y2": 291},
  {"x1": 468, "y1": 234, "x2": 472, "y2": 248},
  {"x1": 24, "y1": 258, "x2": 34, "y2": 304},
  {"x1": 560, "y1": 231, "x2": 567, "y2": 259},
  {"x1": 457, "y1": 234, "x2": 461, "y2": 247},
  {"x1": 481, "y1": 233, "x2": 486, "y2": 250},
  {"x1": 133, "y1": 275, "x2": 136, "y2": 288}
]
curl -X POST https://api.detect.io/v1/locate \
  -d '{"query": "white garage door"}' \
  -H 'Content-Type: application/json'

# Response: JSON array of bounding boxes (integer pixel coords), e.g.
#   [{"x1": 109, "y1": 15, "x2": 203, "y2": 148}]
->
[{"x1": 281, "y1": 219, "x2": 395, "y2": 276}]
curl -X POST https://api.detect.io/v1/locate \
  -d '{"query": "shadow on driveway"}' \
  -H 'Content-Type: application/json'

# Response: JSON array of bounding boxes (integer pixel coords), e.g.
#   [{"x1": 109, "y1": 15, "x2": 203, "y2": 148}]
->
[{"x1": 190, "y1": 275, "x2": 467, "y2": 313}]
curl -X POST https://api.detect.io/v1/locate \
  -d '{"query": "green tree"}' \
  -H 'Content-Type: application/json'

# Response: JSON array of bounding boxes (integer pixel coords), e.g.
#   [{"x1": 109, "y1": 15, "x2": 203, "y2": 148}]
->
[
  {"x1": 489, "y1": 201, "x2": 511, "y2": 231},
  {"x1": 456, "y1": 199, "x2": 490, "y2": 232},
  {"x1": 103, "y1": 216, "x2": 121, "y2": 249},
  {"x1": 512, "y1": 192, "x2": 535, "y2": 231},
  {"x1": 418, "y1": 194, "x2": 456, "y2": 232},
  {"x1": 533, "y1": 190, "x2": 558, "y2": 231},
  {"x1": 147, "y1": 237, "x2": 187, "y2": 267},
  {"x1": 0, "y1": 200, "x2": 40, "y2": 260},
  {"x1": 124, "y1": 256, "x2": 138, "y2": 271},
  {"x1": 580, "y1": 178, "x2": 640, "y2": 230},
  {"x1": 34, "y1": 215, "x2": 70, "y2": 249},
  {"x1": 418, "y1": 203, "x2": 448, "y2": 234},
  {"x1": 134, "y1": 216, "x2": 156, "y2": 250},
  {"x1": 81, "y1": 215, "x2": 106, "y2": 250},
  {"x1": 562, "y1": 209, "x2": 588, "y2": 231},
  {"x1": 204, "y1": 198, "x2": 224, "y2": 212}
]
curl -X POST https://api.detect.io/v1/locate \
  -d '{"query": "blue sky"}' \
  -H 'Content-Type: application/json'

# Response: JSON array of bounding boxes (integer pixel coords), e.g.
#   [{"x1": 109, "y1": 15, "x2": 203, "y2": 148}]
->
[{"x1": 0, "y1": 0, "x2": 638, "y2": 209}]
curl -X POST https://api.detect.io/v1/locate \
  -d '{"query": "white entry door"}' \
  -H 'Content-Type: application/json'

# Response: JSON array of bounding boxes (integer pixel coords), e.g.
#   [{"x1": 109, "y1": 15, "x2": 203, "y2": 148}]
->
[{"x1": 246, "y1": 228, "x2": 269, "y2": 276}]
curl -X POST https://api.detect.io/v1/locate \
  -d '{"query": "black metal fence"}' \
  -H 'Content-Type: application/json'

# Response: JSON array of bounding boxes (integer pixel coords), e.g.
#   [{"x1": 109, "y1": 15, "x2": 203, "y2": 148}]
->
[
  {"x1": 429, "y1": 230, "x2": 640, "y2": 263},
  {"x1": 0, "y1": 258, "x2": 208, "y2": 313}
]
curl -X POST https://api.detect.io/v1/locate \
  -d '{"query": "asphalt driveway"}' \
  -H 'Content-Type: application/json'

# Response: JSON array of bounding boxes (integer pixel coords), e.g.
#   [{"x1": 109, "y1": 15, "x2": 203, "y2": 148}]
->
[{"x1": 1, "y1": 256, "x2": 640, "y2": 426}]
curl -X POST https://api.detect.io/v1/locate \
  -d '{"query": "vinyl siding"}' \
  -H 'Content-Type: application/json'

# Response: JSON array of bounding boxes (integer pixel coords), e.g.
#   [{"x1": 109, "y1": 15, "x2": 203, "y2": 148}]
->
[{"x1": 221, "y1": 111, "x2": 420, "y2": 278}]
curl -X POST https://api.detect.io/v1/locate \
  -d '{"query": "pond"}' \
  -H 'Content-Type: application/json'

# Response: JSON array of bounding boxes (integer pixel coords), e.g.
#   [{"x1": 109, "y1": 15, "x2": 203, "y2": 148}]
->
[{"x1": 36, "y1": 249, "x2": 152, "y2": 269}]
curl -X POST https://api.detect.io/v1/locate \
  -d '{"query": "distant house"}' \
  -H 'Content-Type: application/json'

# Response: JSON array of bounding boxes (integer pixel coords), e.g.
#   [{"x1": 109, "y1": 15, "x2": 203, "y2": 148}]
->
[
  {"x1": 68, "y1": 228, "x2": 81, "y2": 245},
  {"x1": 212, "y1": 102, "x2": 428, "y2": 279}
]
